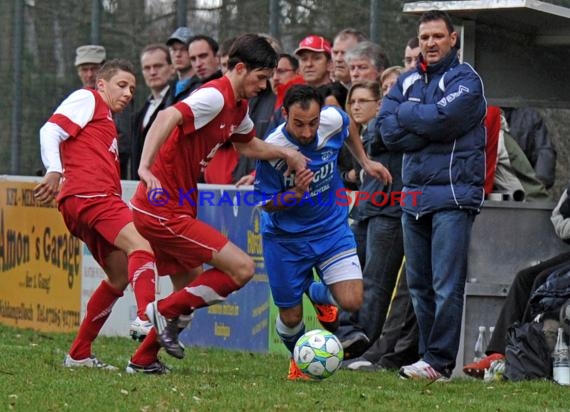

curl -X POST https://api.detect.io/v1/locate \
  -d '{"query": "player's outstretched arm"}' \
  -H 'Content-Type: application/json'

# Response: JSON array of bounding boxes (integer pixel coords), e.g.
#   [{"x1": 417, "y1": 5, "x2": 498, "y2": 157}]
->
[
  {"x1": 345, "y1": 119, "x2": 392, "y2": 185},
  {"x1": 138, "y1": 106, "x2": 182, "y2": 191},
  {"x1": 235, "y1": 137, "x2": 310, "y2": 176}
]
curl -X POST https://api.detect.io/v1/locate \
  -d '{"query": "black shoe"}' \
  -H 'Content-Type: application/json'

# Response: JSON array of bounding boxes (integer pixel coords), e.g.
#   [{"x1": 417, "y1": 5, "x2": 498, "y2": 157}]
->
[
  {"x1": 145, "y1": 302, "x2": 185, "y2": 359},
  {"x1": 126, "y1": 360, "x2": 171, "y2": 375},
  {"x1": 340, "y1": 331, "x2": 370, "y2": 360},
  {"x1": 160, "y1": 320, "x2": 185, "y2": 359}
]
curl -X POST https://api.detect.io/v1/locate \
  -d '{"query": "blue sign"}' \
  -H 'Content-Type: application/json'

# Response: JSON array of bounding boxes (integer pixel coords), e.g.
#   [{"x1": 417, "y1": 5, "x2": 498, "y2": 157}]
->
[{"x1": 179, "y1": 187, "x2": 270, "y2": 352}]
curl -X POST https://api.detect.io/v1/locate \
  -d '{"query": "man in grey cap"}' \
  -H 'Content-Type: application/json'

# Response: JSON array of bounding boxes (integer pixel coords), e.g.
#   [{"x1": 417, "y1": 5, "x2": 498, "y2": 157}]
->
[
  {"x1": 166, "y1": 26, "x2": 199, "y2": 103},
  {"x1": 75, "y1": 45, "x2": 106, "y2": 89}
]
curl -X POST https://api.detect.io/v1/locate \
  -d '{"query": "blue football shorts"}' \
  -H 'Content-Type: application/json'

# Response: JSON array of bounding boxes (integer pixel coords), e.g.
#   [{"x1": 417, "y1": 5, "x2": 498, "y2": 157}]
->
[{"x1": 262, "y1": 225, "x2": 362, "y2": 308}]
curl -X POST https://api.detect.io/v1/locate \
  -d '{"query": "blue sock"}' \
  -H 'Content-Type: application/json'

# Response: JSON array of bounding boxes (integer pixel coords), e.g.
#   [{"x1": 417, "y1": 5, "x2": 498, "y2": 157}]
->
[
  {"x1": 276, "y1": 316, "x2": 305, "y2": 355},
  {"x1": 307, "y1": 282, "x2": 336, "y2": 305}
]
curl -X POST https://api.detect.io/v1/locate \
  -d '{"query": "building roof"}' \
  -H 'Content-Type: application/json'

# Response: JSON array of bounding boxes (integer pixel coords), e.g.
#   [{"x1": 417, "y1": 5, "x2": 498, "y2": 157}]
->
[{"x1": 403, "y1": 0, "x2": 570, "y2": 45}]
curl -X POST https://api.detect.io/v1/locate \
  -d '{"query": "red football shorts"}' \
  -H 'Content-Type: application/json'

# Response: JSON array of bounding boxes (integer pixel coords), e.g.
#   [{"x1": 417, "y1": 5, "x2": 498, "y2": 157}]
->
[
  {"x1": 59, "y1": 195, "x2": 133, "y2": 266},
  {"x1": 132, "y1": 209, "x2": 228, "y2": 276}
]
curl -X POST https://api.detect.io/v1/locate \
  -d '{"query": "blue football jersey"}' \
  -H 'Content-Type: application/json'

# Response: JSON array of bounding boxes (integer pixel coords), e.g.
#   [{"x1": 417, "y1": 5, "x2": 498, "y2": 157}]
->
[{"x1": 254, "y1": 106, "x2": 352, "y2": 240}]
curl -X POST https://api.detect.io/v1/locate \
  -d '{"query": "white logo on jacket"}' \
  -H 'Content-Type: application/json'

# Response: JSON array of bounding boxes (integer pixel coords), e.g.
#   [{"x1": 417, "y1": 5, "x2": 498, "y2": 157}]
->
[
  {"x1": 438, "y1": 85, "x2": 470, "y2": 107},
  {"x1": 108, "y1": 138, "x2": 119, "y2": 162}
]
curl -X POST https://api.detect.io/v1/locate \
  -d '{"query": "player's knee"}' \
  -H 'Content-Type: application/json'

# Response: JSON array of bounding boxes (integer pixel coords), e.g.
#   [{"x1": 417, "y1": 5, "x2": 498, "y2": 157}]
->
[
  {"x1": 280, "y1": 312, "x2": 303, "y2": 328},
  {"x1": 231, "y1": 256, "x2": 255, "y2": 286},
  {"x1": 337, "y1": 294, "x2": 363, "y2": 313},
  {"x1": 104, "y1": 255, "x2": 130, "y2": 291}
]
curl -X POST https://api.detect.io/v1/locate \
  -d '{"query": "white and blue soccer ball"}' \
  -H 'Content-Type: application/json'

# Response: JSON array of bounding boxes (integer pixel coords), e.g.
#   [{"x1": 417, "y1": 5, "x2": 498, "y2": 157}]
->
[{"x1": 293, "y1": 329, "x2": 344, "y2": 379}]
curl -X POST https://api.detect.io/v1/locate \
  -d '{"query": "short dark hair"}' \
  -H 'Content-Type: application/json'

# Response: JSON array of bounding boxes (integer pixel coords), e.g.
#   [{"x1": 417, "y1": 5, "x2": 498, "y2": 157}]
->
[
  {"x1": 140, "y1": 43, "x2": 171, "y2": 65},
  {"x1": 189, "y1": 34, "x2": 219, "y2": 55},
  {"x1": 96, "y1": 58, "x2": 135, "y2": 81},
  {"x1": 227, "y1": 33, "x2": 278, "y2": 71},
  {"x1": 279, "y1": 53, "x2": 299, "y2": 71},
  {"x1": 418, "y1": 10, "x2": 455, "y2": 35},
  {"x1": 406, "y1": 37, "x2": 419, "y2": 49},
  {"x1": 283, "y1": 84, "x2": 324, "y2": 113},
  {"x1": 317, "y1": 82, "x2": 348, "y2": 108},
  {"x1": 258, "y1": 33, "x2": 283, "y2": 54}
]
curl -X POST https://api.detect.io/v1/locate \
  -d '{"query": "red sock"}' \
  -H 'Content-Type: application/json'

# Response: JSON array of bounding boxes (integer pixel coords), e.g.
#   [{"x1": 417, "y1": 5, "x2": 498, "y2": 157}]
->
[
  {"x1": 158, "y1": 268, "x2": 240, "y2": 318},
  {"x1": 128, "y1": 250, "x2": 156, "y2": 320},
  {"x1": 130, "y1": 328, "x2": 161, "y2": 365},
  {"x1": 68, "y1": 281, "x2": 123, "y2": 360}
]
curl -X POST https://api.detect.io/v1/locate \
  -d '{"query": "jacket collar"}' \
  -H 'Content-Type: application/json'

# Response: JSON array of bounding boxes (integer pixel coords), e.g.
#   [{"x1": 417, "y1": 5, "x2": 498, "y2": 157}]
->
[{"x1": 418, "y1": 48, "x2": 459, "y2": 76}]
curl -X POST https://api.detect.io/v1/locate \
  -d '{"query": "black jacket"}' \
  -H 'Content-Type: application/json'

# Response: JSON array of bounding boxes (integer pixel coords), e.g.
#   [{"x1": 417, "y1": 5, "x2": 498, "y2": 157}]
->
[
  {"x1": 503, "y1": 107, "x2": 556, "y2": 189},
  {"x1": 130, "y1": 89, "x2": 173, "y2": 180}
]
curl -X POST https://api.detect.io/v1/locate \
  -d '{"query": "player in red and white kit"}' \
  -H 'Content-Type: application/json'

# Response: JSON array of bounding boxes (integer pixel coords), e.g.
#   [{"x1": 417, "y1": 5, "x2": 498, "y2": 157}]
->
[
  {"x1": 34, "y1": 59, "x2": 161, "y2": 373},
  {"x1": 129, "y1": 33, "x2": 309, "y2": 367}
]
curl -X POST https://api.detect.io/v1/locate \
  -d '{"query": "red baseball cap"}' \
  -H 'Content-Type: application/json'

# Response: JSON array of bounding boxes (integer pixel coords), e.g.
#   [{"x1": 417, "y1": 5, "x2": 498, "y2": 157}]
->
[{"x1": 294, "y1": 35, "x2": 332, "y2": 56}]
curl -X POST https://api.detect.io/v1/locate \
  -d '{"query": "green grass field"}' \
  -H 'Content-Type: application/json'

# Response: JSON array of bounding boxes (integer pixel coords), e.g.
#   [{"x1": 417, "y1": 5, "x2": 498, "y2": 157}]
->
[{"x1": 0, "y1": 324, "x2": 567, "y2": 412}]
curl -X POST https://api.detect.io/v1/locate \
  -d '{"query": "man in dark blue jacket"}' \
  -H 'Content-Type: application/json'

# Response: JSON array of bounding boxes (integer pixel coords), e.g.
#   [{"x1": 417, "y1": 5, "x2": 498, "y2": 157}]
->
[{"x1": 379, "y1": 10, "x2": 486, "y2": 381}]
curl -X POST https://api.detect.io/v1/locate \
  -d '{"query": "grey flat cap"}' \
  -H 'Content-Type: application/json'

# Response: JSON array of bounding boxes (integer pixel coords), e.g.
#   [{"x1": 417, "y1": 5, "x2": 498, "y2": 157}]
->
[
  {"x1": 75, "y1": 45, "x2": 106, "y2": 66},
  {"x1": 166, "y1": 26, "x2": 193, "y2": 46}
]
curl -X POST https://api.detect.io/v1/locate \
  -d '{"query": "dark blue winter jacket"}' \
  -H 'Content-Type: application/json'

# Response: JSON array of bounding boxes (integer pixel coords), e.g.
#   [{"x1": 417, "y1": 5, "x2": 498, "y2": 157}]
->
[{"x1": 379, "y1": 49, "x2": 486, "y2": 217}]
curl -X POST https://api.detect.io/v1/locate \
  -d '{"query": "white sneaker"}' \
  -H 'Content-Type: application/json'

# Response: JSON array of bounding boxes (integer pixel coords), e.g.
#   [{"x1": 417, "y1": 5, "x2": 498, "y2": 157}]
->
[
  {"x1": 343, "y1": 358, "x2": 374, "y2": 370},
  {"x1": 399, "y1": 359, "x2": 449, "y2": 382},
  {"x1": 129, "y1": 316, "x2": 152, "y2": 341},
  {"x1": 63, "y1": 354, "x2": 118, "y2": 371},
  {"x1": 145, "y1": 302, "x2": 167, "y2": 334}
]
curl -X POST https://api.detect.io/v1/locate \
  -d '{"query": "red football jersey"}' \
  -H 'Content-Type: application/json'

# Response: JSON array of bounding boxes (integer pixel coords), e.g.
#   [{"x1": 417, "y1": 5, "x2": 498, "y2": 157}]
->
[
  {"x1": 131, "y1": 76, "x2": 255, "y2": 217},
  {"x1": 48, "y1": 88, "x2": 121, "y2": 201},
  {"x1": 203, "y1": 143, "x2": 240, "y2": 184}
]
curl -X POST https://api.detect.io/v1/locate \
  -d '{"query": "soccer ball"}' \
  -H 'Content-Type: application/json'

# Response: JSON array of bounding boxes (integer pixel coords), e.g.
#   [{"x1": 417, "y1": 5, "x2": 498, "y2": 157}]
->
[{"x1": 293, "y1": 329, "x2": 344, "y2": 379}]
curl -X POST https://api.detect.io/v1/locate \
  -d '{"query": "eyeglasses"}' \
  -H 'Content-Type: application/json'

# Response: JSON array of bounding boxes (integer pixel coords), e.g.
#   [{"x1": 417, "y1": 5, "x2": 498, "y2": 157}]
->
[
  {"x1": 275, "y1": 68, "x2": 294, "y2": 75},
  {"x1": 348, "y1": 99, "x2": 378, "y2": 106}
]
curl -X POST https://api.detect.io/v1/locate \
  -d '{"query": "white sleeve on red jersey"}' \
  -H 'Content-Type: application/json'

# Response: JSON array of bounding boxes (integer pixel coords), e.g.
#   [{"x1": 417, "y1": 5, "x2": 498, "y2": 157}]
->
[
  {"x1": 39, "y1": 122, "x2": 69, "y2": 174},
  {"x1": 180, "y1": 87, "x2": 224, "y2": 130},
  {"x1": 50, "y1": 89, "x2": 96, "y2": 136},
  {"x1": 39, "y1": 89, "x2": 95, "y2": 174},
  {"x1": 233, "y1": 106, "x2": 254, "y2": 136}
]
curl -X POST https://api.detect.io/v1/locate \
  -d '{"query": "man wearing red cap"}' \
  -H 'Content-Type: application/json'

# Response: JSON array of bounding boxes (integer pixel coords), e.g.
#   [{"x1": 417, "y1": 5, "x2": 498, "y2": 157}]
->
[{"x1": 295, "y1": 35, "x2": 333, "y2": 88}]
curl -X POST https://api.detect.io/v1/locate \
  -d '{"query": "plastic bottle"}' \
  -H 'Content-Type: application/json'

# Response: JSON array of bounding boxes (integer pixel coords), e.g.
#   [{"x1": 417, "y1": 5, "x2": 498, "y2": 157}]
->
[
  {"x1": 553, "y1": 327, "x2": 570, "y2": 385},
  {"x1": 473, "y1": 326, "x2": 487, "y2": 362}
]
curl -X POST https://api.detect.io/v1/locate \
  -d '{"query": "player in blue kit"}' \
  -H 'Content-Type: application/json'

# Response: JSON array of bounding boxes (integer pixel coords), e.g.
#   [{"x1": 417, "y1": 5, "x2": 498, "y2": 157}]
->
[{"x1": 254, "y1": 84, "x2": 391, "y2": 380}]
